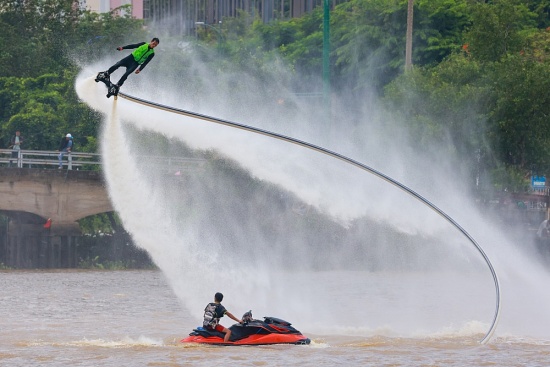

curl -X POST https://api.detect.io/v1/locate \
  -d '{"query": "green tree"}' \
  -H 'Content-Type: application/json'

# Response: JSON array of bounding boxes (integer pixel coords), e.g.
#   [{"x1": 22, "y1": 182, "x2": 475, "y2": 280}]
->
[
  {"x1": 414, "y1": 0, "x2": 472, "y2": 64},
  {"x1": 0, "y1": 73, "x2": 100, "y2": 151},
  {"x1": 274, "y1": 0, "x2": 472, "y2": 93},
  {"x1": 465, "y1": 0, "x2": 537, "y2": 62},
  {"x1": 0, "y1": 0, "x2": 146, "y2": 151},
  {"x1": 384, "y1": 53, "x2": 489, "y2": 168},
  {"x1": 527, "y1": 0, "x2": 550, "y2": 28},
  {"x1": 486, "y1": 55, "x2": 550, "y2": 172},
  {"x1": 0, "y1": 1, "x2": 144, "y2": 77}
]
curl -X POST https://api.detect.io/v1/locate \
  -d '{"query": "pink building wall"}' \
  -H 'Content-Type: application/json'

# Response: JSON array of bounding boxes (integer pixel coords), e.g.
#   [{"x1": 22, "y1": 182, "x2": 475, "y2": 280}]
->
[
  {"x1": 131, "y1": 0, "x2": 143, "y2": 19},
  {"x1": 110, "y1": 0, "x2": 143, "y2": 19}
]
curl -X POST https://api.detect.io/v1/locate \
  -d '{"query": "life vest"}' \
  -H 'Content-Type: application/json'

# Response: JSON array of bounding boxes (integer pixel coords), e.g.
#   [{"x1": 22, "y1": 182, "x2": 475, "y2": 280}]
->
[
  {"x1": 132, "y1": 43, "x2": 154, "y2": 64},
  {"x1": 203, "y1": 303, "x2": 220, "y2": 328}
]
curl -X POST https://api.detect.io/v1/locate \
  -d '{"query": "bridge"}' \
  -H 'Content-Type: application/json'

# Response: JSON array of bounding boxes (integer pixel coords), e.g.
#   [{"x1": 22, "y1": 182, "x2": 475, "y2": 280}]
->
[{"x1": 0, "y1": 149, "x2": 204, "y2": 268}]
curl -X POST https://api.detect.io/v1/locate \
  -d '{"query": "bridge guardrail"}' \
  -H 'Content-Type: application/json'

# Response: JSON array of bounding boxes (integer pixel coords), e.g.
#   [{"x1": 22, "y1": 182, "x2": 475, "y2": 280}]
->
[
  {"x1": 0, "y1": 149, "x2": 206, "y2": 172},
  {"x1": 0, "y1": 149, "x2": 101, "y2": 170}
]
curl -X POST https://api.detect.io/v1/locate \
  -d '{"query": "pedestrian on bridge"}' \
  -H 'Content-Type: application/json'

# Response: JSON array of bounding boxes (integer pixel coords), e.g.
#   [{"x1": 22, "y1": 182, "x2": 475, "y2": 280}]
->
[
  {"x1": 58, "y1": 134, "x2": 73, "y2": 169},
  {"x1": 9, "y1": 130, "x2": 23, "y2": 167}
]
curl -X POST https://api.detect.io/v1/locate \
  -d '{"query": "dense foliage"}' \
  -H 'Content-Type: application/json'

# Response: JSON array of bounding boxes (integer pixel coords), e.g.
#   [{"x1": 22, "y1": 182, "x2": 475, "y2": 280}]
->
[
  {"x1": 1, "y1": 0, "x2": 549, "y2": 196},
  {"x1": 384, "y1": 0, "x2": 550, "y2": 191},
  {"x1": 222, "y1": 0, "x2": 550, "y2": 192},
  {"x1": 0, "y1": 1, "x2": 145, "y2": 152}
]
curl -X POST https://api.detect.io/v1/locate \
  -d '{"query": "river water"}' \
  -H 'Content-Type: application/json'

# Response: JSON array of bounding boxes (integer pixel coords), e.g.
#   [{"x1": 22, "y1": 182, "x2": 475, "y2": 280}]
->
[
  {"x1": 62, "y1": 73, "x2": 550, "y2": 366},
  {"x1": 2, "y1": 270, "x2": 550, "y2": 367}
]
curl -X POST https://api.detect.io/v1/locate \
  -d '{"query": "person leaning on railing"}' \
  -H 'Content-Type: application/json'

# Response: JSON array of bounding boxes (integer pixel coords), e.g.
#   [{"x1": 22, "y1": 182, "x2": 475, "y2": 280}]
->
[
  {"x1": 57, "y1": 134, "x2": 73, "y2": 169},
  {"x1": 9, "y1": 130, "x2": 23, "y2": 167}
]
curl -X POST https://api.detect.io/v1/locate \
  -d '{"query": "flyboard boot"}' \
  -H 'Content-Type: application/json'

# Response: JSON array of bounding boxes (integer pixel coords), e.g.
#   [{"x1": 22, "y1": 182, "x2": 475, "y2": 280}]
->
[
  {"x1": 95, "y1": 71, "x2": 110, "y2": 84},
  {"x1": 106, "y1": 83, "x2": 120, "y2": 99}
]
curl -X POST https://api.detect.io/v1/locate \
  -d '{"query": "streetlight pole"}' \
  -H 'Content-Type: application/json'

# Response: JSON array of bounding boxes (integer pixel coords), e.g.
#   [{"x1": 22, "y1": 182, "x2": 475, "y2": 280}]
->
[
  {"x1": 195, "y1": 21, "x2": 223, "y2": 51},
  {"x1": 405, "y1": 0, "x2": 414, "y2": 70},
  {"x1": 323, "y1": 0, "x2": 331, "y2": 131}
]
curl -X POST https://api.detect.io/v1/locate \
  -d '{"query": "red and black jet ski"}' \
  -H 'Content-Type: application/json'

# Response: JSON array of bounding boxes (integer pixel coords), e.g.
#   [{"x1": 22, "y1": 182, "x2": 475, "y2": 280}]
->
[{"x1": 181, "y1": 311, "x2": 310, "y2": 346}]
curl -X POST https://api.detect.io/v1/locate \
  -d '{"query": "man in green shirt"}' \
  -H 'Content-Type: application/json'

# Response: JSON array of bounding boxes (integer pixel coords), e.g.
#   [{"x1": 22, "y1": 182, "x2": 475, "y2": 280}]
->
[{"x1": 96, "y1": 37, "x2": 159, "y2": 96}]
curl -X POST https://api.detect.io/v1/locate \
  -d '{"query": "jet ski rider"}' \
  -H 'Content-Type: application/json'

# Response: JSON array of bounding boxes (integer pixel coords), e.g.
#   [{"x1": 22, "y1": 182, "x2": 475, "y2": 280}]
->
[{"x1": 203, "y1": 292, "x2": 243, "y2": 343}]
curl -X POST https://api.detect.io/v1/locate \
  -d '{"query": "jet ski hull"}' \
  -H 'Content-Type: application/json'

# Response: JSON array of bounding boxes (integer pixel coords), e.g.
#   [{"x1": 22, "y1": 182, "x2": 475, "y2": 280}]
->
[
  {"x1": 181, "y1": 316, "x2": 310, "y2": 346},
  {"x1": 182, "y1": 333, "x2": 310, "y2": 345}
]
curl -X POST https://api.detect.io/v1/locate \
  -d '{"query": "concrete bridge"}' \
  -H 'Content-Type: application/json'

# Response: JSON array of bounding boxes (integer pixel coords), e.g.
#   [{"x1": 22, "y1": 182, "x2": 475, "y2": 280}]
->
[
  {"x1": 0, "y1": 149, "x2": 204, "y2": 268},
  {"x1": 0, "y1": 167, "x2": 110, "y2": 268},
  {"x1": 0, "y1": 167, "x2": 110, "y2": 235}
]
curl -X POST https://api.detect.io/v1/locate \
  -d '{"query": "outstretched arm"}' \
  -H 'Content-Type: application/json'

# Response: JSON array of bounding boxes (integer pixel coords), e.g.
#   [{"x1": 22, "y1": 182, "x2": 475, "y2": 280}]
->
[
  {"x1": 225, "y1": 311, "x2": 243, "y2": 324},
  {"x1": 116, "y1": 42, "x2": 146, "y2": 51}
]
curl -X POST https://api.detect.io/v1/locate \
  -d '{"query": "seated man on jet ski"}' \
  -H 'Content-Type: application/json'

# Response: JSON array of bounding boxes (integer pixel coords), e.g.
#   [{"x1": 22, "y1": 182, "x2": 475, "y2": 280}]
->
[{"x1": 203, "y1": 292, "x2": 243, "y2": 343}]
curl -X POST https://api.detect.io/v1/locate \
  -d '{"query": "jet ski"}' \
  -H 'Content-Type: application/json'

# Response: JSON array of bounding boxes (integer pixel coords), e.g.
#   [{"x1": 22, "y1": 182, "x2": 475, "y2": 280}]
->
[{"x1": 181, "y1": 311, "x2": 310, "y2": 346}]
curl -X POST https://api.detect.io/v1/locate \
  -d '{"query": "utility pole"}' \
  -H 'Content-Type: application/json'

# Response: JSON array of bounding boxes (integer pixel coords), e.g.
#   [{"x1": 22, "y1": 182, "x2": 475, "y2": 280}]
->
[
  {"x1": 405, "y1": 0, "x2": 414, "y2": 70},
  {"x1": 323, "y1": 0, "x2": 331, "y2": 129}
]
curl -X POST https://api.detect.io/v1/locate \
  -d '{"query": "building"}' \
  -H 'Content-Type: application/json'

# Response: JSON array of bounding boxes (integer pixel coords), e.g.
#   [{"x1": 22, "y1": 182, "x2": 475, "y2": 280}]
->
[
  {"x1": 82, "y1": 0, "x2": 144, "y2": 19},
  {"x1": 83, "y1": 0, "x2": 345, "y2": 35},
  {"x1": 144, "y1": 0, "x2": 328, "y2": 23}
]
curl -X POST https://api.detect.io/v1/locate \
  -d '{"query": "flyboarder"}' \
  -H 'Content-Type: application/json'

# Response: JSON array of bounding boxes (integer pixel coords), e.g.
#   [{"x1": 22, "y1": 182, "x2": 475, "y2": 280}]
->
[{"x1": 95, "y1": 37, "x2": 159, "y2": 98}]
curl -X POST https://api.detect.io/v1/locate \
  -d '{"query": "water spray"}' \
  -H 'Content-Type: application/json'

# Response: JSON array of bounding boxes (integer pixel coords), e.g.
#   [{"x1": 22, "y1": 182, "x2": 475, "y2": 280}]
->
[{"x1": 116, "y1": 91, "x2": 501, "y2": 344}]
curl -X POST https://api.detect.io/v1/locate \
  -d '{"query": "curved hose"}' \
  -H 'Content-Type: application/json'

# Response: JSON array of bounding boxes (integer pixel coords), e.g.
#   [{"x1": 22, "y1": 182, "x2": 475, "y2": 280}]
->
[{"x1": 118, "y1": 92, "x2": 501, "y2": 344}]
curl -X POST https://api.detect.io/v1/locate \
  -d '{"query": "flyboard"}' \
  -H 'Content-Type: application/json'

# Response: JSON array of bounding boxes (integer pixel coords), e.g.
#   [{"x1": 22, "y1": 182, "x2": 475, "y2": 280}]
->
[
  {"x1": 115, "y1": 91, "x2": 502, "y2": 344},
  {"x1": 95, "y1": 72, "x2": 119, "y2": 99}
]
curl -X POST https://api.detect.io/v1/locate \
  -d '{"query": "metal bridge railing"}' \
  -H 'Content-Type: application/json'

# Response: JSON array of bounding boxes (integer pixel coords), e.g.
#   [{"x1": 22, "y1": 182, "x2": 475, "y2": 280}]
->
[
  {"x1": 0, "y1": 149, "x2": 101, "y2": 170},
  {"x1": 0, "y1": 149, "x2": 206, "y2": 171}
]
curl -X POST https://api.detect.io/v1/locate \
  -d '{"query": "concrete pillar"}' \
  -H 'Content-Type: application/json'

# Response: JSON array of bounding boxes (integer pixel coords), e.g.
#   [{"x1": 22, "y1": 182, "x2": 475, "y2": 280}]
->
[{"x1": 7, "y1": 221, "x2": 44, "y2": 268}]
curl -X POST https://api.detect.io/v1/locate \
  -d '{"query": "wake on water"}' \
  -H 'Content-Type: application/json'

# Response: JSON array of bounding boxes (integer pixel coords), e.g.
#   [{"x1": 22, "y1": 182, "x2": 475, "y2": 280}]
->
[{"x1": 76, "y1": 68, "x2": 550, "y2": 342}]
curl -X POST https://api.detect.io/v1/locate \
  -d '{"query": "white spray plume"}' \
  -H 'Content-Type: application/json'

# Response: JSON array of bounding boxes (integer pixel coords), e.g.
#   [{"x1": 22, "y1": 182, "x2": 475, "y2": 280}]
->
[{"x1": 76, "y1": 58, "x2": 550, "y2": 340}]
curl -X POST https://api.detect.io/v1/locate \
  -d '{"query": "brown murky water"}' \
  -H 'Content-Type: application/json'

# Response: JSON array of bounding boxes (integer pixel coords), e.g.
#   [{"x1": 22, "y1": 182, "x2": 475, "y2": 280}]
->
[{"x1": 1, "y1": 270, "x2": 550, "y2": 367}]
